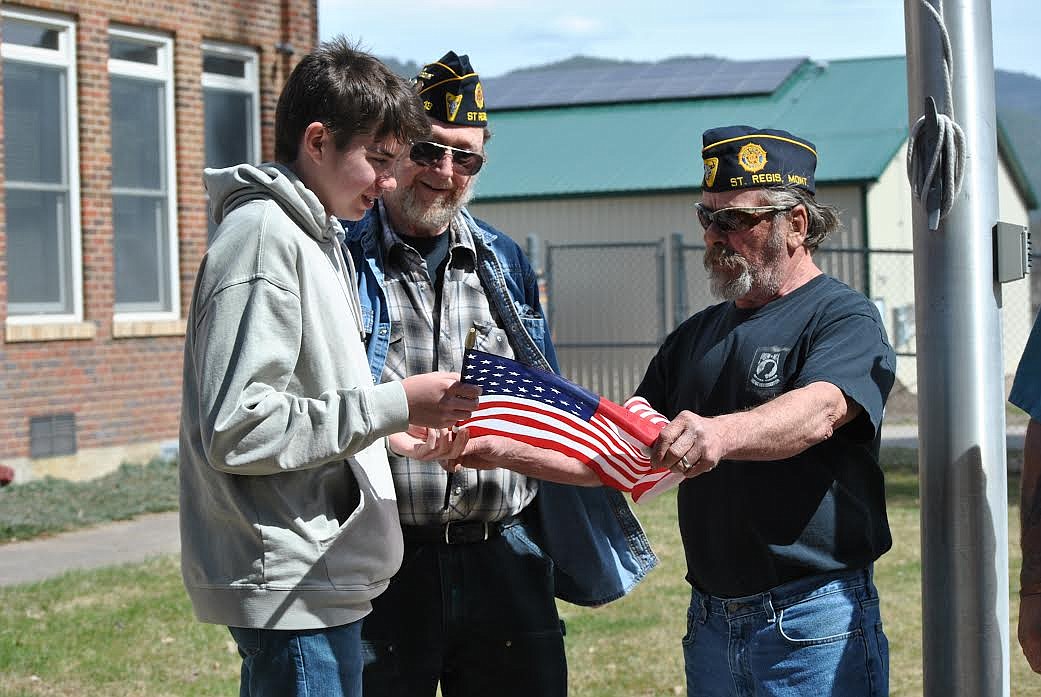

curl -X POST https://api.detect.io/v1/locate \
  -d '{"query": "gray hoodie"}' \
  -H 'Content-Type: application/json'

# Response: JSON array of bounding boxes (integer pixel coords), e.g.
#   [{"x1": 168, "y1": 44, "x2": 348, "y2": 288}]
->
[{"x1": 179, "y1": 163, "x2": 408, "y2": 630}]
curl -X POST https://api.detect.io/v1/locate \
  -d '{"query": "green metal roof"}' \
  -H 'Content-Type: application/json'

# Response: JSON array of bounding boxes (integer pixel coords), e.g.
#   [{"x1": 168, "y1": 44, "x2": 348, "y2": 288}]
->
[{"x1": 472, "y1": 56, "x2": 1033, "y2": 206}]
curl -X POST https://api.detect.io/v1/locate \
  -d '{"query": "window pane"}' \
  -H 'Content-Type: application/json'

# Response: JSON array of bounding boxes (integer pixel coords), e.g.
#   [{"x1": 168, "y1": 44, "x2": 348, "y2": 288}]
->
[
  {"x1": 3, "y1": 18, "x2": 60, "y2": 49},
  {"x1": 204, "y1": 89, "x2": 253, "y2": 168},
  {"x1": 109, "y1": 37, "x2": 158, "y2": 64},
  {"x1": 3, "y1": 61, "x2": 63, "y2": 183},
  {"x1": 110, "y1": 76, "x2": 164, "y2": 189},
  {"x1": 203, "y1": 54, "x2": 246, "y2": 78},
  {"x1": 204, "y1": 88, "x2": 255, "y2": 243},
  {"x1": 5, "y1": 188, "x2": 70, "y2": 312},
  {"x1": 114, "y1": 194, "x2": 169, "y2": 309}
]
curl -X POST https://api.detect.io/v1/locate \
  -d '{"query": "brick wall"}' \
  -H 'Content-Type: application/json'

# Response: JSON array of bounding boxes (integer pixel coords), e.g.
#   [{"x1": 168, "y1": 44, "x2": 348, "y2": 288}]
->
[{"x1": 0, "y1": 1, "x2": 318, "y2": 478}]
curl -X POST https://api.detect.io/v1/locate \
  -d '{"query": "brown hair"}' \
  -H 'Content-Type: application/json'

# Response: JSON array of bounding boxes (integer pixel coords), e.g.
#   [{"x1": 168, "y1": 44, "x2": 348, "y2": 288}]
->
[{"x1": 275, "y1": 37, "x2": 429, "y2": 162}]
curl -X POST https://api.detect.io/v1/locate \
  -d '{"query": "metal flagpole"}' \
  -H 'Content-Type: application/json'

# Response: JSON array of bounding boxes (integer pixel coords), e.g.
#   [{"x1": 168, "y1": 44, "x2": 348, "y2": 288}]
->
[{"x1": 903, "y1": 1, "x2": 1010, "y2": 695}]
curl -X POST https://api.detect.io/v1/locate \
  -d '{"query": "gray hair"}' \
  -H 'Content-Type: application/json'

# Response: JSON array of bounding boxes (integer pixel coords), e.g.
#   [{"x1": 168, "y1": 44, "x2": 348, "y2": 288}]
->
[{"x1": 760, "y1": 186, "x2": 841, "y2": 252}]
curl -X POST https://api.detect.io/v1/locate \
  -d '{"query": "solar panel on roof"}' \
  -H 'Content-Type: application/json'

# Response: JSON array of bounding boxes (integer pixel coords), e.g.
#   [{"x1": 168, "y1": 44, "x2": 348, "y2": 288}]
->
[{"x1": 484, "y1": 57, "x2": 807, "y2": 110}]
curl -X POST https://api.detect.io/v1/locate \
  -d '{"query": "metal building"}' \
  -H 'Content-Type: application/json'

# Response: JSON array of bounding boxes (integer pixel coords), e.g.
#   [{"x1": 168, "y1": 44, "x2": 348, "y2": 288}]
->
[{"x1": 468, "y1": 56, "x2": 1036, "y2": 400}]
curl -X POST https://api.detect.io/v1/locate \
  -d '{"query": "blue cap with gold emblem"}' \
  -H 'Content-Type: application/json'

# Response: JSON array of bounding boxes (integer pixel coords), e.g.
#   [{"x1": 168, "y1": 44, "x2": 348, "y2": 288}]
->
[
  {"x1": 414, "y1": 51, "x2": 487, "y2": 127},
  {"x1": 701, "y1": 125, "x2": 817, "y2": 194}
]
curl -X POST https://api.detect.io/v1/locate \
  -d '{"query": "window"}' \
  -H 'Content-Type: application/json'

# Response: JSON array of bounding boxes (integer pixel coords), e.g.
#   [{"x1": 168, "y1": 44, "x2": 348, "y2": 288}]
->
[
  {"x1": 2, "y1": 9, "x2": 81, "y2": 321},
  {"x1": 109, "y1": 27, "x2": 178, "y2": 317},
  {"x1": 202, "y1": 42, "x2": 260, "y2": 243}
]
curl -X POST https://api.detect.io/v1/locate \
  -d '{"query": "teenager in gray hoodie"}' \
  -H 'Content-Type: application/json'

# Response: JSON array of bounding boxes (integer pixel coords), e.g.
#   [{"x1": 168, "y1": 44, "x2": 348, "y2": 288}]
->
[{"x1": 178, "y1": 38, "x2": 481, "y2": 697}]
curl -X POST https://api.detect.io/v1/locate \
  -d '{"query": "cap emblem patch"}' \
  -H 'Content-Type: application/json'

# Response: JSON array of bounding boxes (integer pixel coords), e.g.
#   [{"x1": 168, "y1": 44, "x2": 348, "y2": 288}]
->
[
  {"x1": 445, "y1": 92, "x2": 463, "y2": 122},
  {"x1": 738, "y1": 142, "x2": 768, "y2": 173},
  {"x1": 703, "y1": 157, "x2": 719, "y2": 188}
]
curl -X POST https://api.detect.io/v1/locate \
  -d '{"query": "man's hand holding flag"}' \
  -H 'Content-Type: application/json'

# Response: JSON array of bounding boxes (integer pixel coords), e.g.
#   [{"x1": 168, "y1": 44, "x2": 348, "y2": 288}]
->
[{"x1": 451, "y1": 345, "x2": 684, "y2": 503}]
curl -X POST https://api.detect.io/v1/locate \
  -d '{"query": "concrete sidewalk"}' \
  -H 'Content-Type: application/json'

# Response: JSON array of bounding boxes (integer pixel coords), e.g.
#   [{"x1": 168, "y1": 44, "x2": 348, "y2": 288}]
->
[
  {"x1": 0, "y1": 423, "x2": 1028, "y2": 588},
  {"x1": 0, "y1": 511, "x2": 180, "y2": 587},
  {"x1": 882, "y1": 422, "x2": 1027, "y2": 450}
]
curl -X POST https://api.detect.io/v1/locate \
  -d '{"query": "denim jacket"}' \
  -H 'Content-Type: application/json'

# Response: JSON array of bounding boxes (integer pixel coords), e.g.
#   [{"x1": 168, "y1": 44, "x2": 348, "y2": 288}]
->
[{"x1": 345, "y1": 208, "x2": 658, "y2": 606}]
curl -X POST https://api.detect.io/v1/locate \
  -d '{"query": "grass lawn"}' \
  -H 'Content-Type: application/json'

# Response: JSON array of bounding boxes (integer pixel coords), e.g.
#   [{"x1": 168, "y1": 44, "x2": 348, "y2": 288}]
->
[
  {"x1": 560, "y1": 456, "x2": 1040, "y2": 696},
  {"x1": 0, "y1": 459, "x2": 178, "y2": 543},
  {"x1": 2, "y1": 454, "x2": 1040, "y2": 695}
]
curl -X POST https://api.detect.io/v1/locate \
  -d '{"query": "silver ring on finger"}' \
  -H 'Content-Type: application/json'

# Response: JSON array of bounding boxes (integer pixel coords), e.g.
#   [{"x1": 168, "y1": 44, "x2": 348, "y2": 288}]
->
[{"x1": 680, "y1": 456, "x2": 693, "y2": 473}]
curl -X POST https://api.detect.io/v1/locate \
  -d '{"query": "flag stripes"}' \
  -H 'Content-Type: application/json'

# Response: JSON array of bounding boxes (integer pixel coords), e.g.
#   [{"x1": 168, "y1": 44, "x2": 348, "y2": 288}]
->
[{"x1": 458, "y1": 348, "x2": 684, "y2": 502}]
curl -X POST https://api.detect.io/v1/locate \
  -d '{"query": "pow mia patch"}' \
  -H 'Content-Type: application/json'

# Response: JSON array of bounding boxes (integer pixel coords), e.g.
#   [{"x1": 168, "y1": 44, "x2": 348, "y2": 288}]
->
[
  {"x1": 749, "y1": 346, "x2": 789, "y2": 389},
  {"x1": 738, "y1": 142, "x2": 768, "y2": 173}
]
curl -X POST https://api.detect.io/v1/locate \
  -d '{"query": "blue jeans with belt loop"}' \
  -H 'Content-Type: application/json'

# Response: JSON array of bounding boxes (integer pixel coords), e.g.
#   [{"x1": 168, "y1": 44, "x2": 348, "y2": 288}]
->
[
  {"x1": 228, "y1": 621, "x2": 364, "y2": 697},
  {"x1": 682, "y1": 567, "x2": 888, "y2": 697}
]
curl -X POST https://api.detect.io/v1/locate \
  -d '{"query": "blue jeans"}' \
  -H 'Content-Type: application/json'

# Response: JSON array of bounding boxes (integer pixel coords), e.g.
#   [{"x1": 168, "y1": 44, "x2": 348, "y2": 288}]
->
[
  {"x1": 682, "y1": 568, "x2": 888, "y2": 697},
  {"x1": 228, "y1": 621, "x2": 363, "y2": 697},
  {"x1": 360, "y1": 519, "x2": 567, "y2": 697}
]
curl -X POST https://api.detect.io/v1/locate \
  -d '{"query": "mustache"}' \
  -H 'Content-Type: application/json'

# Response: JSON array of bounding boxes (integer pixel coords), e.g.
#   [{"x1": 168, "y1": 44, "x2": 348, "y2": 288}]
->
[{"x1": 704, "y1": 245, "x2": 747, "y2": 271}]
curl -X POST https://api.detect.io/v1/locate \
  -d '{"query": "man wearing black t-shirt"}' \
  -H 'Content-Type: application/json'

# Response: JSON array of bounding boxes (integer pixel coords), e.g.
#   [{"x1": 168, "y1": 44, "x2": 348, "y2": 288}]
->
[
  {"x1": 444, "y1": 123, "x2": 896, "y2": 693},
  {"x1": 637, "y1": 125, "x2": 895, "y2": 696}
]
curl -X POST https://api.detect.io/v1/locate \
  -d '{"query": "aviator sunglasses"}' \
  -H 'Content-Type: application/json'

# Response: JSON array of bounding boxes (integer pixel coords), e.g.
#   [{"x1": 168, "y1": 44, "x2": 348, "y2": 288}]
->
[
  {"x1": 695, "y1": 203, "x2": 794, "y2": 234},
  {"x1": 409, "y1": 141, "x2": 486, "y2": 176}
]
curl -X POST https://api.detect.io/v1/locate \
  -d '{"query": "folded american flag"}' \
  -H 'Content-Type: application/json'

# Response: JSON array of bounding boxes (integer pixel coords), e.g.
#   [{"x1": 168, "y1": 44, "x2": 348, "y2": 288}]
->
[{"x1": 457, "y1": 347, "x2": 684, "y2": 503}]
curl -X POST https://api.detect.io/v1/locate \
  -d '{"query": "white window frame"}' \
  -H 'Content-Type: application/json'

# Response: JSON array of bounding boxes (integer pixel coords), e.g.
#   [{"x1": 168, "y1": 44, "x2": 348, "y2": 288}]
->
[
  {"x1": 201, "y1": 42, "x2": 261, "y2": 166},
  {"x1": 108, "y1": 25, "x2": 179, "y2": 321},
  {"x1": 201, "y1": 42, "x2": 261, "y2": 244},
  {"x1": 2, "y1": 8, "x2": 82, "y2": 325}
]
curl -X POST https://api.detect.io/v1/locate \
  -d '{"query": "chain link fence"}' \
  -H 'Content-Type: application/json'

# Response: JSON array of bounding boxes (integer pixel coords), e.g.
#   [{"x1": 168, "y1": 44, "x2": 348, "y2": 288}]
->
[
  {"x1": 675, "y1": 241, "x2": 919, "y2": 358},
  {"x1": 544, "y1": 237, "x2": 1039, "y2": 408},
  {"x1": 1032, "y1": 252, "x2": 1041, "y2": 317}
]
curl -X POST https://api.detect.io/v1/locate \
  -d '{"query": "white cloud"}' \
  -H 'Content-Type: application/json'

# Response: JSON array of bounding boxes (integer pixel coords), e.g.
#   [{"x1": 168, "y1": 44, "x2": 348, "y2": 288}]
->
[{"x1": 550, "y1": 15, "x2": 608, "y2": 38}]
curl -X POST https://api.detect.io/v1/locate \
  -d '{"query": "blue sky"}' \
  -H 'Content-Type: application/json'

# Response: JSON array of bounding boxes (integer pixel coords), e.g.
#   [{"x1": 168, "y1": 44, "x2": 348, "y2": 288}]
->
[{"x1": 318, "y1": 0, "x2": 1039, "y2": 79}]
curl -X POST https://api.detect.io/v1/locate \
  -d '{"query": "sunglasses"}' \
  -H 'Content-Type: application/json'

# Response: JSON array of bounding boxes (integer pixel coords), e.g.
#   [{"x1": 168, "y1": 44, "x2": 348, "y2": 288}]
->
[
  {"x1": 409, "y1": 141, "x2": 486, "y2": 176},
  {"x1": 695, "y1": 203, "x2": 794, "y2": 234}
]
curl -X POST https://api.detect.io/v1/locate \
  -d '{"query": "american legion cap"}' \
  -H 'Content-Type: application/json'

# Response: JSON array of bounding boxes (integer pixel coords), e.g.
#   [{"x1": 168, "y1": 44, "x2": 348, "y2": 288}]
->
[
  {"x1": 414, "y1": 51, "x2": 488, "y2": 127},
  {"x1": 701, "y1": 125, "x2": 817, "y2": 195}
]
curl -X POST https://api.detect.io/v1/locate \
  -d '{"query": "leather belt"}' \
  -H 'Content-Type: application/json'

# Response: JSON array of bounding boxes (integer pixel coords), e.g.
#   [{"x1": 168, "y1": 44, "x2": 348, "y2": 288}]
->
[{"x1": 401, "y1": 516, "x2": 517, "y2": 545}]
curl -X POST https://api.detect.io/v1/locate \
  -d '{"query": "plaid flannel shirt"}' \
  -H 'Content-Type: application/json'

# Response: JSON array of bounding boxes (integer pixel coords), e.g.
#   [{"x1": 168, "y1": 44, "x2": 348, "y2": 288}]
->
[{"x1": 377, "y1": 202, "x2": 537, "y2": 526}]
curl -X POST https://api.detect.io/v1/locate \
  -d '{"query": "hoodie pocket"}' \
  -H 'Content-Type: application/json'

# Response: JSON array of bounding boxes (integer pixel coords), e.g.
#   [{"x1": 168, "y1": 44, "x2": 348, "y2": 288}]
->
[{"x1": 319, "y1": 453, "x2": 403, "y2": 590}]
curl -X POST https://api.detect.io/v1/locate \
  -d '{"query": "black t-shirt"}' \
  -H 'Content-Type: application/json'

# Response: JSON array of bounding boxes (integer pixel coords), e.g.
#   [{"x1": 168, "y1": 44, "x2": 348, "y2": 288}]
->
[
  {"x1": 397, "y1": 231, "x2": 451, "y2": 289},
  {"x1": 636, "y1": 274, "x2": 896, "y2": 597}
]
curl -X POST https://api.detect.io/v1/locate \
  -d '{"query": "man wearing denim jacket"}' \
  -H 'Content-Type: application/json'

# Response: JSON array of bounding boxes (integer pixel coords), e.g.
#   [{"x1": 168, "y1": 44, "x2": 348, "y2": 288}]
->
[{"x1": 344, "y1": 51, "x2": 657, "y2": 697}]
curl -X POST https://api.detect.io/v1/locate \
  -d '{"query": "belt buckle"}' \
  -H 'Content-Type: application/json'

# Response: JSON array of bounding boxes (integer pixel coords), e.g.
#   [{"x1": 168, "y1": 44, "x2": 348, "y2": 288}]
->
[{"x1": 443, "y1": 521, "x2": 490, "y2": 544}]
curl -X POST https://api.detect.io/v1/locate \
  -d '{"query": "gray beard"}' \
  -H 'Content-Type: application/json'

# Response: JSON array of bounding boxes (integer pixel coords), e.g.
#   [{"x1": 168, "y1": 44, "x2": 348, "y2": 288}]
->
[
  {"x1": 708, "y1": 258, "x2": 753, "y2": 300},
  {"x1": 393, "y1": 181, "x2": 475, "y2": 235},
  {"x1": 704, "y1": 223, "x2": 786, "y2": 302}
]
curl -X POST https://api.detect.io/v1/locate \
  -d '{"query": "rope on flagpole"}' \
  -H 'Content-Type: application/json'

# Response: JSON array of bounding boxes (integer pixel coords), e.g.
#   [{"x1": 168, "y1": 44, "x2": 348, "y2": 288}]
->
[{"x1": 906, "y1": 0, "x2": 967, "y2": 228}]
